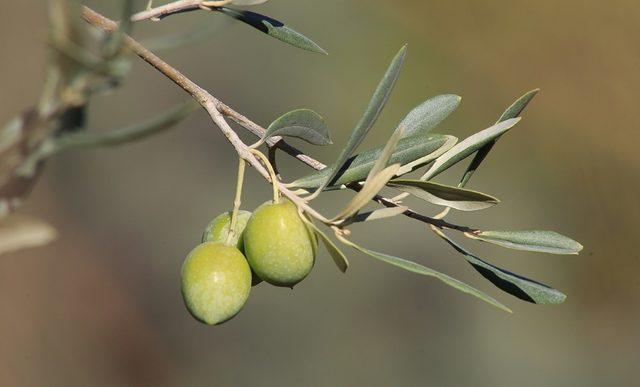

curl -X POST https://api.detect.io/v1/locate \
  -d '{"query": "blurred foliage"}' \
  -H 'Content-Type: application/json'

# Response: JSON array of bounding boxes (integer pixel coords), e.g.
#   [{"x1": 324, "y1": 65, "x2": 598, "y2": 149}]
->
[{"x1": 0, "y1": 1, "x2": 638, "y2": 386}]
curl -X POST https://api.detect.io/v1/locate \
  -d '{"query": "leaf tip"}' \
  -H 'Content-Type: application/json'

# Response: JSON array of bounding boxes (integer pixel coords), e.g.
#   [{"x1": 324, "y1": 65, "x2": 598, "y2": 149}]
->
[
  {"x1": 304, "y1": 42, "x2": 328, "y2": 55},
  {"x1": 397, "y1": 44, "x2": 408, "y2": 58},
  {"x1": 312, "y1": 44, "x2": 329, "y2": 55}
]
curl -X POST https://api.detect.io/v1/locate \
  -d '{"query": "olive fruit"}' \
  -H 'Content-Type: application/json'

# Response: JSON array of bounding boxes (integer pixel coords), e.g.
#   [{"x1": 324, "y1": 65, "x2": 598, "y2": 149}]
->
[
  {"x1": 243, "y1": 199, "x2": 317, "y2": 287},
  {"x1": 202, "y1": 210, "x2": 262, "y2": 286},
  {"x1": 202, "y1": 210, "x2": 252, "y2": 250},
  {"x1": 181, "y1": 242, "x2": 252, "y2": 325}
]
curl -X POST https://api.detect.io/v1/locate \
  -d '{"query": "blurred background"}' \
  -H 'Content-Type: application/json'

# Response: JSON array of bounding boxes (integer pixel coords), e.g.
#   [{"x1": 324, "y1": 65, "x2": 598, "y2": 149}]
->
[{"x1": 1, "y1": 1, "x2": 638, "y2": 386}]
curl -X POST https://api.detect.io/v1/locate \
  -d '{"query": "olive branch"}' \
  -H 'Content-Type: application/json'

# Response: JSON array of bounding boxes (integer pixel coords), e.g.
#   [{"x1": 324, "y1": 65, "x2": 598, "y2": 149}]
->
[{"x1": 0, "y1": 0, "x2": 583, "y2": 313}]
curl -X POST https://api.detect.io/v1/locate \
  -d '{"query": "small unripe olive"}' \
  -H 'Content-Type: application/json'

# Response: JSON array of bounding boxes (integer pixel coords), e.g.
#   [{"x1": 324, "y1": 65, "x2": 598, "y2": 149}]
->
[
  {"x1": 243, "y1": 199, "x2": 316, "y2": 287},
  {"x1": 202, "y1": 210, "x2": 252, "y2": 250},
  {"x1": 202, "y1": 210, "x2": 262, "y2": 286},
  {"x1": 181, "y1": 242, "x2": 251, "y2": 325}
]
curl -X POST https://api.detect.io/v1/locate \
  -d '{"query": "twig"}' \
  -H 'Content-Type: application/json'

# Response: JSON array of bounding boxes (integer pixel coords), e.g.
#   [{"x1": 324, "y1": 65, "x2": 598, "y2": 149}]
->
[
  {"x1": 83, "y1": 6, "x2": 329, "y2": 224},
  {"x1": 131, "y1": 0, "x2": 227, "y2": 22},
  {"x1": 226, "y1": 157, "x2": 245, "y2": 245},
  {"x1": 250, "y1": 149, "x2": 280, "y2": 203},
  {"x1": 81, "y1": 6, "x2": 472, "y2": 233}
]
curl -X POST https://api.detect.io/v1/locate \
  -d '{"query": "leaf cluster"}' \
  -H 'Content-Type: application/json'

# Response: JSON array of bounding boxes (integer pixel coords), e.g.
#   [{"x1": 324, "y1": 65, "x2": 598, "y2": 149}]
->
[{"x1": 261, "y1": 46, "x2": 582, "y2": 312}]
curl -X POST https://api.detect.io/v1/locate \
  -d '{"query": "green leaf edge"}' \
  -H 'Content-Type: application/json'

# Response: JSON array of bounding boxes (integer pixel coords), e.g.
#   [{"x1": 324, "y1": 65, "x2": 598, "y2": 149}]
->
[
  {"x1": 467, "y1": 230, "x2": 584, "y2": 255},
  {"x1": 336, "y1": 235, "x2": 512, "y2": 313},
  {"x1": 432, "y1": 228, "x2": 567, "y2": 305},
  {"x1": 387, "y1": 179, "x2": 499, "y2": 211},
  {"x1": 316, "y1": 45, "x2": 407, "y2": 192},
  {"x1": 263, "y1": 109, "x2": 332, "y2": 146},
  {"x1": 298, "y1": 210, "x2": 349, "y2": 273}
]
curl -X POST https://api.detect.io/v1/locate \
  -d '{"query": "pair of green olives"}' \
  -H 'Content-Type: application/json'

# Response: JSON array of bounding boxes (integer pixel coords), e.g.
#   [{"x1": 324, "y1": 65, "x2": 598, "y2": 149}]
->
[{"x1": 181, "y1": 199, "x2": 317, "y2": 325}]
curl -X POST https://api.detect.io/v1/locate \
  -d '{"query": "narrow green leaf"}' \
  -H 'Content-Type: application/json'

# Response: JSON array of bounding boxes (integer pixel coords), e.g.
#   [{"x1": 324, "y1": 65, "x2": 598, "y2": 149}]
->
[
  {"x1": 218, "y1": 7, "x2": 327, "y2": 54},
  {"x1": 348, "y1": 205, "x2": 408, "y2": 224},
  {"x1": 331, "y1": 164, "x2": 401, "y2": 222},
  {"x1": 398, "y1": 94, "x2": 461, "y2": 137},
  {"x1": 337, "y1": 236, "x2": 511, "y2": 313},
  {"x1": 467, "y1": 230, "x2": 583, "y2": 255},
  {"x1": 263, "y1": 109, "x2": 331, "y2": 146},
  {"x1": 315, "y1": 45, "x2": 407, "y2": 192},
  {"x1": 366, "y1": 126, "x2": 404, "y2": 182},
  {"x1": 387, "y1": 179, "x2": 499, "y2": 211},
  {"x1": 289, "y1": 133, "x2": 448, "y2": 190},
  {"x1": 459, "y1": 89, "x2": 539, "y2": 187},
  {"x1": 497, "y1": 89, "x2": 540, "y2": 123},
  {"x1": 422, "y1": 118, "x2": 521, "y2": 180},
  {"x1": 432, "y1": 228, "x2": 566, "y2": 304},
  {"x1": 395, "y1": 135, "x2": 457, "y2": 175},
  {"x1": 55, "y1": 100, "x2": 199, "y2": 149},
  {"x1": 229, "y1": 0, "x2": 270, "y2": 5},
  {"x1": 299, "y1": 211, "x2": 349, "y2": 272}
]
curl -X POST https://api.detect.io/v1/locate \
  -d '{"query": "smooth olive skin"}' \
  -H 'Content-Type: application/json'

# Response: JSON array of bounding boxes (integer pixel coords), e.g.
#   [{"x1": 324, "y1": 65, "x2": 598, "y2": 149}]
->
[
  {"x1": 243, "y1": 200, "x2": 316, "y2": 287},
  {"x1": 202, "y1": 210, "x2": 262, "y2": 286},
  {"x1": 202, "y1": 210, "x2": 252, "y2": 250},
  {"x1": 181, "y1": 242, "x2": 251, "y2": 325}
]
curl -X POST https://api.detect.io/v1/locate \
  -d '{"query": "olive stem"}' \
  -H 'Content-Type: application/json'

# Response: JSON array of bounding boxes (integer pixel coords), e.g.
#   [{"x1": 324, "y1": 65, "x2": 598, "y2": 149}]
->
[
  {"x1": 131, "y1": 1, "x2": 212, "y2": 22},
  {"x1": 81, "y1": 6, "x2": 473, "y2": 234},
  {"x1": 267, "y1": 146, "x2": 282, "y2": 179},
  {"x1": 227, "y1": 157, "x2": 246, "y2": 245},
  {"x1": 250, "y1": 149, "x2": 280, "y2": 203}
]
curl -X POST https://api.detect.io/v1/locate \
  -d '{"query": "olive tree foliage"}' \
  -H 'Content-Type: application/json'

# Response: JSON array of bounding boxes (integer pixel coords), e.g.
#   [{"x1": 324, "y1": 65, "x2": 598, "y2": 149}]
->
[{"x1": 0, "y1": 0, "x2": 582, "y2": 315}]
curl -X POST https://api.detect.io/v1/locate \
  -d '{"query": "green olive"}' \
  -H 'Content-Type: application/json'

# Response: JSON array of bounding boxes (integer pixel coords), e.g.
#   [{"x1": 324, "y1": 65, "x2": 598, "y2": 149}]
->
[
  {"x1": 202, "y1": 210, "x2": 262, "y2": 286},
  {"x1": 181, "y1": 242, "x2": 251, "y2": 325},
  {"x1": 243, "y1": 199, "x2": 317, "y2": 287},
  {"x1": 202, "y1": 210, "x2": 252, "y2": 250}
]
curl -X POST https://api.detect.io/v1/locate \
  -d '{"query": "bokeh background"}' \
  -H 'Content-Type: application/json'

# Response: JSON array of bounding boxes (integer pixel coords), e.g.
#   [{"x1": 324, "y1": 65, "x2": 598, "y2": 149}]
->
[{"x1": 1, "y1": 1, "x2": 638, "y2": 386}]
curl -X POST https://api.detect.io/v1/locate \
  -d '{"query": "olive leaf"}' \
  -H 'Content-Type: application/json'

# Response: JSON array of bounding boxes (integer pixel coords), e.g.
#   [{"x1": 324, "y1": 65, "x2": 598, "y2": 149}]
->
[
  {"x1": 331, "y1": 164, "x2": 401, "y2": 222},
  {"x1": 398, "y1": 94, "x2": 461, "y2": 137},
  {"x1": 218, "y1": 7, "x2": 327, "y2": 54},
  {"x1": 315, "y1": 45, "x2": 407, "y2": 193},
  {"x1": 366, "y1": 126, "x2": 404, "y2": 182},
  {"x1": 394, "y1": 135, "x2": 457, "y2": 175},
  {"x1": 289, "y1": 133, "x2": 449, "y2": 190},
  {"x1": 336, "y1": 235, "x2": 512, "y2": 313},
  {"x1": 347, "y1": 205, "x2": 409, "y2": 224},
  {"x1": 335, "y1": 126, "x2": 405, "y2": 223},
  {"x1": 299, "y1": 213, "x2": 349, "y2": 273},
  {"x1": 387, "y1": 179, "x2": 499, "y2": 211},
  {"x1": 15, "y1": 100, "x2": 199, "y2": 179},
  {"x1": 432, "y1": 228, "x2": 566, "y2": 304},
  {"x1": 0, "y1": 215, "x2": 57, "y2": 256},
  {"x1": 466, "y1": 230, "x2": 583, "y2": 255},
  {"x1": 55, "y1": 100, "x2": 199, "y2": 150},
  {"x1": 497, "y1": 89, "x2": 540, "y2": 123},
  {"x1": 459, "y1": 89, "x2": 540, "y2": 187},
  {"x1": 228, "y1": 0, "x2": 271, "y2": 5},
  {"x1": 421, "y1": 117, "x2": 521, "y2": 181},
  {"x1": 263, "y1": 109, "x2": 331, "y2": 146}
]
